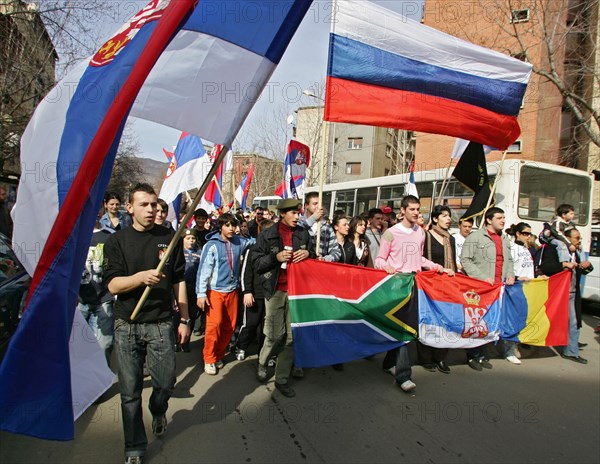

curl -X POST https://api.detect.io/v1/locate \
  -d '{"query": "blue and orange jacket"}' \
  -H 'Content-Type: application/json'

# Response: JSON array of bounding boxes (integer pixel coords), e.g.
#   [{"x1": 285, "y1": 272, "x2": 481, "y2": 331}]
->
[{"x1": 196, "y1": 230, "x2": 254, "y2": 297}]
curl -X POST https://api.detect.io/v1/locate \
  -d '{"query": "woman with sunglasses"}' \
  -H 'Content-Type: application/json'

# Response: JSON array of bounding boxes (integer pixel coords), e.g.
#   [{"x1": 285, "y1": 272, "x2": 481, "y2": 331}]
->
[{"x1": 504, "y1": 222, "x2": 536, "y2": 365}]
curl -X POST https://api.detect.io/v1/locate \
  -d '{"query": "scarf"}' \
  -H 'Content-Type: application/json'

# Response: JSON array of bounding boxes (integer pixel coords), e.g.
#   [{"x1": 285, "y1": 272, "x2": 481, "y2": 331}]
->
[{"x1": 432, "y1": 225, "x2": 455, "y2": 271}]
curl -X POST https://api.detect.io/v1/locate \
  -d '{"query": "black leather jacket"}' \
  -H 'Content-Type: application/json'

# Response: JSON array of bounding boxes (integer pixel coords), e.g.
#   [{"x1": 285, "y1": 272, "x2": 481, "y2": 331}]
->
[{"x1": 251, "y1": 223, "x2": 315, "y2": 300}]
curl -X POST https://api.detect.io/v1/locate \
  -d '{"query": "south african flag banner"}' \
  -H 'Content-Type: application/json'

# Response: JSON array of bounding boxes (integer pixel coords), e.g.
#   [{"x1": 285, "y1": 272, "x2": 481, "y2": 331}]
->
[{"x1": 288, "y1": 260, "x2": 417, "y2": 368}]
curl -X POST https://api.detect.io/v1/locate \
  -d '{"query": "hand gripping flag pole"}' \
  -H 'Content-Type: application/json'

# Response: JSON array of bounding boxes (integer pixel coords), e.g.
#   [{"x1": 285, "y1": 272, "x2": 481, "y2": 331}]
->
[{"x1": 130, "y1": 144, "x2": 230, "y2": 320}]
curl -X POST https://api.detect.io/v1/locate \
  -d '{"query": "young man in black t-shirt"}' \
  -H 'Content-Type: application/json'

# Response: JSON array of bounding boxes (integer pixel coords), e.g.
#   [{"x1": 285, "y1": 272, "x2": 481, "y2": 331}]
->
[{"x1": 104, "y1": 183, "x2": 190, "y2": 464}]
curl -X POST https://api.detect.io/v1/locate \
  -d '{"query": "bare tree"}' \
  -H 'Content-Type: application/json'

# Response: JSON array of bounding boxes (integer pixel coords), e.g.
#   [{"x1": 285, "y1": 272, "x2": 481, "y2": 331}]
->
[
  {"x1": 106, "y1": 123, "x2": 145, "y2": 199},
  {"x1": 0, "y1": 0, "x2": 115, "y2": 174},
  {"x1": 442, "y1": 0, "x2": 599, "y2": 166}
]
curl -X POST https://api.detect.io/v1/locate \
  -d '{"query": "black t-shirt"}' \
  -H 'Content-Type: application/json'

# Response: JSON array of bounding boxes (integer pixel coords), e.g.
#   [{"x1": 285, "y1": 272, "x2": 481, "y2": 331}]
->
[
  {"x1": 79, "y1": 229, "x2": 114, "y2": 305},
  {"x1": 104, "y1": 225, "x2": 185, "y2": 323}
]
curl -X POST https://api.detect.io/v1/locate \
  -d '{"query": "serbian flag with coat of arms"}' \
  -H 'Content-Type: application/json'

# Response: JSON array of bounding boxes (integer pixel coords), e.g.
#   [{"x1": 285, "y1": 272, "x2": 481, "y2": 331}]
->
[
  {"x1": 415, "y1": 271, "x2": 503, "y2": 348},
  {"x1": 3, "y1": 0, "x2": 313, "y2": 440},
  {"x1": 288, "y1": 260, "x2": 417, "y2": 367}
]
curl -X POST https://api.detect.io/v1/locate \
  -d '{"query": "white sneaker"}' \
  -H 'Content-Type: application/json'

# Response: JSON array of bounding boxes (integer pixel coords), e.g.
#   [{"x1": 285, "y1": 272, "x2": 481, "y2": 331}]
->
[
  {"x1": 215, "y1": 359, "x2": 224, "y2": 369},
  {"x1": 204, "y1": 363, "x2": 217, "y2": 375},
  {"x1": 514, "y1": 346, "x2": 522, "y2": 359},
  {"x1": 235, "y1": 349, "x2": 245, "y2": 361},
  {"x1": 506, "y1": 355, "x2": 522, "y2": 365},
  {"x1": 399, "y1": 380, "x2": 416, "y2": 392}
]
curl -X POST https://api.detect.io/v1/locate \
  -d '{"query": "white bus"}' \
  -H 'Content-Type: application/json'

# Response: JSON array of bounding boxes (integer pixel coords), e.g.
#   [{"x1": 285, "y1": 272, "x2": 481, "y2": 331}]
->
[
  {"x1": 251, "y1": 195, "x2": 282, "y2": 211},
  {"x1": 305, "y1": 159, "x2": 596, "y2": 252}
]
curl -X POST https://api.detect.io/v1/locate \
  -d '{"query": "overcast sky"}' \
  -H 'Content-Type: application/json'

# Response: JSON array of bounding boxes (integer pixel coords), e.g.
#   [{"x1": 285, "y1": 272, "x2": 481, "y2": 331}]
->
[{"x1": 118, "y1": 1, "x2": 424, "y2": 161}]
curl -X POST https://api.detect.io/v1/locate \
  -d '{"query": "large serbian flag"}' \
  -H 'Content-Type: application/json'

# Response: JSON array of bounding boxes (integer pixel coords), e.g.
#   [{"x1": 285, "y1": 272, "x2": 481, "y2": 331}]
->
[
  {"x1": 4, "y1": 0, "x2": 312, "y2": 440},
  {"x1": 324, "y1": 0, "x2": 532, "y2": 150},
  {"x1": 288, "y1": 261, "x2": 417, "y2": 367},
  {"x1": 415, "y1": 271, "x2": 503, "y2": 348},
  {"x1": 501, "y1": 272, "x2": 571, "y2": 346}
]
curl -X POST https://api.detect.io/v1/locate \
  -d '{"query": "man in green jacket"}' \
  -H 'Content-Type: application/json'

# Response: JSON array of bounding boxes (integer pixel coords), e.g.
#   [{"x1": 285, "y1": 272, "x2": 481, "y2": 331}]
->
[{"x1": 461, "y1": 207, "x2": 515, "y2": 370}]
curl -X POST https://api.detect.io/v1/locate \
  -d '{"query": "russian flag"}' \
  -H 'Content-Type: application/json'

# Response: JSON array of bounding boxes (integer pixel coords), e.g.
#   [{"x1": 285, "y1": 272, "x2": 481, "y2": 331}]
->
[
  {"x1": 159, "y1": 132, "x2": 210, "y2": 226},
  {"x1": 234, "y1": 164, "x2": 255, "y2": 211},
  {"x1": 4, "y1": 0, "x2": 312, "y2": 440},
  {"x1": 324, "y1": 0, "x2": 532, "y2": 150}
]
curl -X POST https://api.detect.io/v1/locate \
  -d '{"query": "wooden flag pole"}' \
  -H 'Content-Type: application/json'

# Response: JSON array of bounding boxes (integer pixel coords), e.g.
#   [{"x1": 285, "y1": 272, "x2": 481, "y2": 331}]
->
[
  {"x1": 479, "y1": 149, "x2": 508, "y2": 229},
  {"x1": 130, "y1": 145, "x2": 230, "y2": 320},
  {"x1": 436, "y1": 157, "x2": 454, "y2": 205}
]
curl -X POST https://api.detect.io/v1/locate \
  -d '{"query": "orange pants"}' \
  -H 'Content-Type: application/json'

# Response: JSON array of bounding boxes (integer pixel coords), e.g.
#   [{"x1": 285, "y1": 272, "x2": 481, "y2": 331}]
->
[{"x1": 203, "y1": 289, "x2": 238, "y2": 363}]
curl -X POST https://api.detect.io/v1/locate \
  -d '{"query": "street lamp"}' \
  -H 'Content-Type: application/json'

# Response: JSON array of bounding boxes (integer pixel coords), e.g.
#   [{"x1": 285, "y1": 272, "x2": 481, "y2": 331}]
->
[{"x1": 302, "y1": 89, "x2": 323, "y2": 101}]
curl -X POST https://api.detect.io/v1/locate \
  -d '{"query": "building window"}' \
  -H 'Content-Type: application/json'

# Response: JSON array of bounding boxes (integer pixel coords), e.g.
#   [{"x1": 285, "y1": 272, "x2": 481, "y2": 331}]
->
[
  {"x1": 347, "y1": 137, "x2": 363, "y2": 149},
  {"x1": 385, "y1": 145, "x2": 393, "y2": 159},
  {"x1": 507, "y1": 140, "x2": 522, "y2": 153},
  {"x1": 511, "y1": 9, "x2": 529, "y2": 23},
  {"x1": 346, "y1": 162, "x2": 361, "y2": 175}
]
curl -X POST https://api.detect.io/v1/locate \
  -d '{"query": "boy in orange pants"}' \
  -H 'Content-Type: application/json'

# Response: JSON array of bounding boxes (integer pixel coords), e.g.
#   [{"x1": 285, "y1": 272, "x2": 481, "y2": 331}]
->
[{"x1": 196, "y1": 213, "x2": 253, "y2": 374}]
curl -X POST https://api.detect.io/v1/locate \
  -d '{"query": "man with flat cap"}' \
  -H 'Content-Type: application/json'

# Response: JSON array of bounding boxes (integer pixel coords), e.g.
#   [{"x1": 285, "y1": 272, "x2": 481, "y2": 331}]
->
[{"x1": 252, "y1": 199, "x2": 315, "y2": 397}]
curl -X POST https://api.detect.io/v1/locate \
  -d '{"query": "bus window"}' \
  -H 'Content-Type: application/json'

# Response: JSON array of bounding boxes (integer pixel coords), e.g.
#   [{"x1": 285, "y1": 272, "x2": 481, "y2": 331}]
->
[
  {"x1": 334, "y1": 190, "x2": 354, "y2": 216},
  {"x1": 322, "y1": 192, "x2": 332, "y2": 217},
  {"x1": 380, "y1": 185, "x2": 405, "y2": 211},
  {"x1": 356, "y1": 187, "x2": 378, "y2": 215},
  {"x1": 415, "y1": 182, "x2": 434, "y2": 218},
  {"x1": 518, "y1": 166, "x2": 591, "y2": 225}
]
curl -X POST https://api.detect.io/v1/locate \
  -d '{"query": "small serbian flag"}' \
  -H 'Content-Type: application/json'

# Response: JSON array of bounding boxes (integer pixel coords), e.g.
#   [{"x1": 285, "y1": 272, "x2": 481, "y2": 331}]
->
[
  {"x1": 324, "y1": 0, "x2": 532, "y2": 150},
  {"x1": 234, "y1": 164, "x2": 255, "y2": 210},
  {"x1": 284, "y1": 140, "x2": 310, "y2": 199}
]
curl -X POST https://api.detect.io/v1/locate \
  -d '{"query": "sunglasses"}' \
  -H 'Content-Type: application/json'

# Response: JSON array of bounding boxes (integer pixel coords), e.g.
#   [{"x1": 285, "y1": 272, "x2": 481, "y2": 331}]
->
[{"x1": 520, "y1": 232, "x2": 532, "y2": 236}]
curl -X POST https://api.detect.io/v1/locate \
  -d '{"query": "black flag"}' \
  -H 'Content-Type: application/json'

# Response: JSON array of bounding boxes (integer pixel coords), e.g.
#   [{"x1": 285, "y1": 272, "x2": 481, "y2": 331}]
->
[{"x1": 452, "y1": 142, "x2": 494, "y2": 220}]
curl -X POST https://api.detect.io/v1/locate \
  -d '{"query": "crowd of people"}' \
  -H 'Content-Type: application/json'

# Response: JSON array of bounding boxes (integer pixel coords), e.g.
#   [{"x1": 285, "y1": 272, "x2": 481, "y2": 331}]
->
[{"x1": 77, "y1": 185, "x2": 595, "y2": 464}]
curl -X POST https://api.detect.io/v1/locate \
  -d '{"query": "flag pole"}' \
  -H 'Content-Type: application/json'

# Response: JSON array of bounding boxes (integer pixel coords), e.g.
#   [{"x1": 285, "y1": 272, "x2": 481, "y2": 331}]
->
[
  {"x1": 214, "y1": 175, "x2": 226, "y2": 208},
  {"x1": 131, "y1": 144, "x2": 230, "y2": 320},
  {"x1": 316, "y1": 0, "x2": 338, "y2": 256},
  {"x1": 436, "y1": 157, "x2": 454, "y2": 205},
  {"x1": 478, "y1": 149, "x2": 508, "y2": 229}
]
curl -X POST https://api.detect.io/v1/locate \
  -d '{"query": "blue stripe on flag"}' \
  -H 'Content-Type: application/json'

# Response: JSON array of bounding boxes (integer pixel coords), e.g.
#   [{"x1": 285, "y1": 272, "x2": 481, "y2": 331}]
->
[
  {"x1": 328, "y1": 34, "x2": 526, "y2": 117},
  {"x1": 183, "y1": 0, "x2": 312, "y2": 63},
  {"x1": 57, "y1": 23, "x2": 157, "y2": 206},
  {"x1": 174, "y1": 134, "x2": 206, "y2": 167},
  {"x1": 292, "y1": 323, "x2": 406, "y2": 368}
]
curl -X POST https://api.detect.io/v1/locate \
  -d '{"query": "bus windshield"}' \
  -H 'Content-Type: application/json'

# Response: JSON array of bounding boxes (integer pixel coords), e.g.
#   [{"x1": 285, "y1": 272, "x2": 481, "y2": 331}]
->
[{"x1": 518, "y1": 165, "x2": 592, "y2": 225}]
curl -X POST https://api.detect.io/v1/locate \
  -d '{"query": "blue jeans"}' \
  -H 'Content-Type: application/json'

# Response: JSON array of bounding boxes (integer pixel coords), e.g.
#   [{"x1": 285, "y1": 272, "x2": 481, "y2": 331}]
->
[
  {"x1": 78, "y1": 300, "x2": 114, "y2": 367},
  {"x1": 394, "y1": 344, "x2": 412, "y2": 384},
  {"x1": 114, "y1": 319, "x2": 176, "y2": 458},
  {"x1": 563, "y1": 293, "x2": 580, "y2": 356}
]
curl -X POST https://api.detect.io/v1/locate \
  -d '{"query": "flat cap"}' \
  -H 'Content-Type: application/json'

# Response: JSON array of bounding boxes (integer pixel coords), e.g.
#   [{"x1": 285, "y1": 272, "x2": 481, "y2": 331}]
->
[{"x1": 277, "y1": 199, "x2": 302, "y2": 211}]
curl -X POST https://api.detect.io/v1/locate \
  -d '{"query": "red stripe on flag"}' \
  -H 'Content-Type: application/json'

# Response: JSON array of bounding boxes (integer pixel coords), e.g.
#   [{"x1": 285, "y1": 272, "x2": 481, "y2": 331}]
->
[
  {"x1": 324, "y1": 76, "x2": 521, "y2": 150},
  {"x1": 415, "y1": 271, "x2": 502, "y2": 307},
  {"x1": 26, "y1": 1, "x2": 196, "y2": 308},
  {"x1": 288, "y1": 260, "x2": 390, "y2": 300},
  {"x1": 543, "y1": 271, "x2": 571, "y2": 346}
]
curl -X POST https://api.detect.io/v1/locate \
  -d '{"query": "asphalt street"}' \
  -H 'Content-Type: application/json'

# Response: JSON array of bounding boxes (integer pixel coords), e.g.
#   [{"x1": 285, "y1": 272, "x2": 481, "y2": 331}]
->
[{"x1": 1, "y1": 314, "x2": 599, "y2": 464}]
